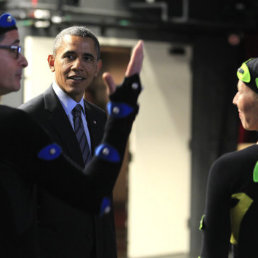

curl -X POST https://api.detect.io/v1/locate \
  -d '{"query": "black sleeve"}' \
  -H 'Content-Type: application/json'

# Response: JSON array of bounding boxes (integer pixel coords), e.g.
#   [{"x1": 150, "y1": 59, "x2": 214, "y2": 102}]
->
[
  {"x1": 200, "y1": 154, "x2": 234, "y2": 258},
  {"x1": 0, "y1": 74, "x2": 142, "y2": 213}
]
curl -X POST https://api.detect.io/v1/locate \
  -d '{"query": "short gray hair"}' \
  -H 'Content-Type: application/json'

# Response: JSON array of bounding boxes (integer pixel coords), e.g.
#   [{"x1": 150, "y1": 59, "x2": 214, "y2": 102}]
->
[{"x1": 53, "y1": 26, "x2": 101, "y2": 60}]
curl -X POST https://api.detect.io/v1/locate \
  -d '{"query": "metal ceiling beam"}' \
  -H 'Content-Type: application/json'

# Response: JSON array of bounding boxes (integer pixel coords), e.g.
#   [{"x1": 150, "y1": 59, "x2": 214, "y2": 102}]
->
[
  {"x1": 7, "y1": 2, "x2": 133, "y2": 19},
  {"x1": 5, "y1": 1, "x2": 258, "y2": 36}
]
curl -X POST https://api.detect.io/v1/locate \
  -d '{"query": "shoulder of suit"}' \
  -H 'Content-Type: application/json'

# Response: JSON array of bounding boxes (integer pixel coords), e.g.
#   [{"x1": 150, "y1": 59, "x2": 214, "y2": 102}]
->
[
  {"x1": 212, "y1": 144, "x2": 258, "y2": 174},
  {"x1": 84, "y1": 99, "x2": 106, "y2": 115},
  {"x1": 0, "y1": 105, "x2": 38, "y2": 130},
  {"x1": 0, "y1": 105, "x2": 26, "y2": 119},
  {"x1": 18, "y1": 93, "x2": 45, "y2": 116},
  {"x1": 19, "y1": 86, "x2": 54, "y2": 112}
]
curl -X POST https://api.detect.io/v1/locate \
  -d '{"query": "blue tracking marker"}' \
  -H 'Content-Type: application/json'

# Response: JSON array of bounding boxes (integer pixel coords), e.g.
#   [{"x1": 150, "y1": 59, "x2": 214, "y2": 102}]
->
[
  {"x1": 38, "y1": 143, "x2": 62, "y2": 160},
  {"x1": 100, "y1": 197, "x2": 111, "y2": 216},
  {"x1": 95, "y1": 144, "x2": 120, "y2": 163},
  {"x1": 107, "y1": 101, "x2": 133, "y2": 118}
]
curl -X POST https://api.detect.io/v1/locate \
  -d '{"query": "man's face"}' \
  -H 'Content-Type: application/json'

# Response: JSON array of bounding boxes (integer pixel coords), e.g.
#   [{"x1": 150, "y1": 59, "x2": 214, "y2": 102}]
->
[
  {"x1": 48, "y1": 35, "x2": 102, "y2": 102},
  {"x1": 233, "y1": 80, "x2": 258, "y2": 131},
  {"x1": 0, "y1": 30, "x2": 28, "y2": 95}
]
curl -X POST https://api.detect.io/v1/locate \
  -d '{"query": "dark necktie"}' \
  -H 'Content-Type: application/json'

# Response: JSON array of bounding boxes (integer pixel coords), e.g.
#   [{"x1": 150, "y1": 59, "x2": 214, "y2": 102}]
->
[{"x1": 72, "y1": 104, "x2": 91, "y2": 165}]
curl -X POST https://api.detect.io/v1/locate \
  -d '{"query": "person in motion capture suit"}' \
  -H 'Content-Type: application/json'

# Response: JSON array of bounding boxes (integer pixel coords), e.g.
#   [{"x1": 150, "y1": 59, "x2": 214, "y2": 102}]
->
[
  {"x1": 199, "y1": 58, "x2": 258, "y2": 258},
  {"x1": 0, "y1": 12, "x2": 144, "y2": 257}
]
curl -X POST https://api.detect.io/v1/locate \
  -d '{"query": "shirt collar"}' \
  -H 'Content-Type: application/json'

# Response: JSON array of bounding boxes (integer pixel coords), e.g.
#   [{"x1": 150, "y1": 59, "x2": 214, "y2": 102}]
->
[{"x1": 52, "y1": 81, "x2": 85, "y2": 115}]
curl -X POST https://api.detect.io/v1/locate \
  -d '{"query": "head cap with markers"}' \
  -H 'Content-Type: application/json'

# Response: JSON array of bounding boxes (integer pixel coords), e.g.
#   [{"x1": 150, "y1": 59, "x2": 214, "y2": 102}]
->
[
  {"x1": 237, "y1": 58, "x2": 258, "y2": 94},
  {"x1": 0, "y1": 13, "x2": 17, "y2": 35}
]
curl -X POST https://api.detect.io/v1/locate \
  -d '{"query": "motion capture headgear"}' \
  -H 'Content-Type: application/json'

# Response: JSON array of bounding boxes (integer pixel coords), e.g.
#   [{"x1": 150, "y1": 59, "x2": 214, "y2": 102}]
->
[
  {"x1": 0, "y1": 13, "x2": 17, "y2": 35},
  {"x1": 237, "y1": 58, "x2": 258, "y2": 94}
]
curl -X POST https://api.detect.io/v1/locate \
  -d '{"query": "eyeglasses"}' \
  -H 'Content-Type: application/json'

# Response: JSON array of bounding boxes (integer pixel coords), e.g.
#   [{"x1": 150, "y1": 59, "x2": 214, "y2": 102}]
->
[{"x1": 0, "y1": 45, "x2": 21, "y2": 59}]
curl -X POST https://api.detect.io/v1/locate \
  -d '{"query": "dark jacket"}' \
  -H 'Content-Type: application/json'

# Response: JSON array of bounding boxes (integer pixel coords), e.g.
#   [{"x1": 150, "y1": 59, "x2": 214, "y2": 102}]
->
[
  {"x1": 0, "y1": 74, "x2": 141, "y2": 257},
  {"x1": 0, "y1": 105, "x2": 122, "y2": 257},
  {"x1": 20, "y1": 86, "x2": 117, "y2": 258}
]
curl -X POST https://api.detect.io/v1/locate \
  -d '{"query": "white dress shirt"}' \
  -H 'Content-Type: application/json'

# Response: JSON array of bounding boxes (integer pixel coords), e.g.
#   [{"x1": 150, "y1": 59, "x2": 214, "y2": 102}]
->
[{"x1": 52, "y1": 81, "x2": 92, "y2": 153}]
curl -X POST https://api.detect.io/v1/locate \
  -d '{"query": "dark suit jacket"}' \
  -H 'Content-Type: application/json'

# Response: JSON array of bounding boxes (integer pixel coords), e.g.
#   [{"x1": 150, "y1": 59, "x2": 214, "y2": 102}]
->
[
  {"x1": 20, "y1": 86, "x2": 117, "y2": 258},
  {"x1": 0, "y1": 105, "x2": 119, "y2": 258}
]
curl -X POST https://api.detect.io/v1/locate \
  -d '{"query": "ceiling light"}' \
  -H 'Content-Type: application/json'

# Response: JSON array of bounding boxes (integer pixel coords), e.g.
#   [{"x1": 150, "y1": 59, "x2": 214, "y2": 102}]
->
[
  {"x1": 34, "y1": 20, "x2": 50, "y2": 28},
  {"x1": 33, "y1": 9, "x2": 50, "y2": 19},
  {"x1": 51, "y1": 15, "x2": 62, "y2": 24}
]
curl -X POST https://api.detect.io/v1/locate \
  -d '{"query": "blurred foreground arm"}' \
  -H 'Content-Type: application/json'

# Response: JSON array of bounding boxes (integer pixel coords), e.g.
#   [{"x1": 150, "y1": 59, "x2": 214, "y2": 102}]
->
[{"x1": 0, "y1": 40, "x2": 144, "y2": 214}]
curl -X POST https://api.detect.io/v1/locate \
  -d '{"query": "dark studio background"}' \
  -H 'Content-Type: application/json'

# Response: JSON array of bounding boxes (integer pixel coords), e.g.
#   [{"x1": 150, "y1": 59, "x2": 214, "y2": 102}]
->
[{"x1": 2, "y1": 0, "x2": 258, "y2": 257}]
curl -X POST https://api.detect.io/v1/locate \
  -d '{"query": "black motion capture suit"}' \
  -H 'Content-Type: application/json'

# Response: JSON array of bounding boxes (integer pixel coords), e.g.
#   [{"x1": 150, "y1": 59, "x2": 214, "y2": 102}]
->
[
  {"x1": 200, "y1": 58, "x2": 258, "y2": 258},
  {"x1": 0, "y1": 73, "x2": 141, "y2": 257},
  {"x1": 200, "y1": 144, "x2": 258, "y2": 258}
]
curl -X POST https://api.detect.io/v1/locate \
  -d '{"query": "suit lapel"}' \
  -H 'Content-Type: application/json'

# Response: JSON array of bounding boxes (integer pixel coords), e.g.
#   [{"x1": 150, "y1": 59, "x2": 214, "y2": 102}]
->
[{"x1": 43, "y1": 87, "x2": 84, "y2": 166}]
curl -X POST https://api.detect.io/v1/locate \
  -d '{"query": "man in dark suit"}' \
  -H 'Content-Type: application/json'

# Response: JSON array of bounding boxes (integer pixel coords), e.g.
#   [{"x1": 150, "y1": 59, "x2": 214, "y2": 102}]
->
[
  {"x1": 20, "y1": 26, "x2": 118, "y2": 258},
  {"x1": 0, "y1": 12, "x2": 144, "y2": 257}
]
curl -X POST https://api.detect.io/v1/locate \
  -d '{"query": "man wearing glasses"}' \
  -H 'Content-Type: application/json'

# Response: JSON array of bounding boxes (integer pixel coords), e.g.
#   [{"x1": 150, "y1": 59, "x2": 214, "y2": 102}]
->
[
  {"x1": 0, "y1": 45, "x2": 21, "y2": 57},
  {"x1": 0, "y1": 12, "x2": 144, "y2": 257},
  {"x1": 0, "y1": 16, "x2": 27, "y2": 95}
]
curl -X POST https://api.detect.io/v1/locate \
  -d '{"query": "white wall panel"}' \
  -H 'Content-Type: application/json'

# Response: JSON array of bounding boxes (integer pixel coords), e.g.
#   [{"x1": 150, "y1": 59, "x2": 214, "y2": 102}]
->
[{"x1": 128, "y1": 41, "x2": 191, "y2": 257}]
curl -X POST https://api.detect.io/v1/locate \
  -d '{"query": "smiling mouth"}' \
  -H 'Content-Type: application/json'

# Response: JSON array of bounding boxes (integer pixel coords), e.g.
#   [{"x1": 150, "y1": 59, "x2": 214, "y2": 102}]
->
[{"x1": 67, "y1": 75, "x2": 85, "y2": 81}]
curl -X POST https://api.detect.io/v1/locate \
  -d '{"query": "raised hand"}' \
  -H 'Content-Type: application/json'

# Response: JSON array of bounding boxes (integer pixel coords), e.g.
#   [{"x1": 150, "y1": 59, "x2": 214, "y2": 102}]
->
[
  {"x1": 103, "y1": 40, "x2": 144, "y2": 94},
  {"x1": 125, "y1": 40, "x2": 144, "y2": 77}
]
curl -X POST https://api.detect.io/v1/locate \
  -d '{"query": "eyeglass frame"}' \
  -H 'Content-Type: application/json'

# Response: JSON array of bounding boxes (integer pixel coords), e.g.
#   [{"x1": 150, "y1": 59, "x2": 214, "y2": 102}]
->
[{"x1": 0, "y1": 45, "x2": 21, "y2": 59}]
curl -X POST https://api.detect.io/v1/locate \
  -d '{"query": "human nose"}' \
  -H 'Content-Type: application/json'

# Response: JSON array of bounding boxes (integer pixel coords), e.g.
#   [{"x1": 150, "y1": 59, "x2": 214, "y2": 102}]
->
[
  {"x1": 18, "y1": 53, "x2": 28, "y2": 68},
  {"x1": 71, "y1": 57, "x2": 83, "y2": 71},
  {"x1": 233, "y1": 92, "x2": 239, "y2": 105}
]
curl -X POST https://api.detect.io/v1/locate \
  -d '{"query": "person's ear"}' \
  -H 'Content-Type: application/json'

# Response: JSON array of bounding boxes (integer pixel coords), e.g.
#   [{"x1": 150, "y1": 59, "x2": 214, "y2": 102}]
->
[
  {"x1": 48, "y1": 55, "x2": 55, "y2": 72},
  {"x1": 94, "y1": 59, "x2": 102, "y2": 77}
]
